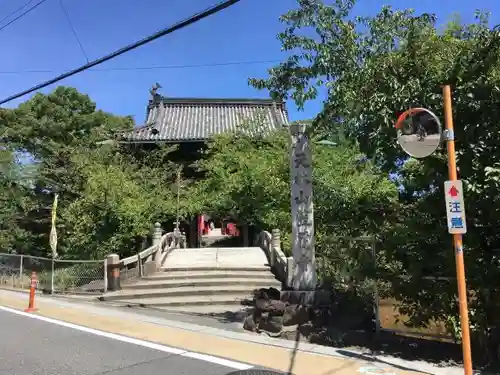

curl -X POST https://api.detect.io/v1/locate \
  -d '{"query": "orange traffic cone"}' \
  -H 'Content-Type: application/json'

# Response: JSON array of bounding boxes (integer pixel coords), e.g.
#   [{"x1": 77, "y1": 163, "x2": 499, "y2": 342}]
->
[{"x1": 25, "y1": 271, "x2": 38, "y2": 312}]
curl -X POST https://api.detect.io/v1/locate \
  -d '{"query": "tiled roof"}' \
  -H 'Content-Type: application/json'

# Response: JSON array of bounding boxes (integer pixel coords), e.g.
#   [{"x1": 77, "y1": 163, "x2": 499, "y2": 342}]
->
[{"x1": 118, "y1": 96, "x2": 289, "y2": 143}]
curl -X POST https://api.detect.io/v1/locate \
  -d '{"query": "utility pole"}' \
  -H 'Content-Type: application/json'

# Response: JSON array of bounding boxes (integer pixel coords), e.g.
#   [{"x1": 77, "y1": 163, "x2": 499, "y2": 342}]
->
[{"x1": 394, "y1": 85, "x2": 473, "y2": 375}]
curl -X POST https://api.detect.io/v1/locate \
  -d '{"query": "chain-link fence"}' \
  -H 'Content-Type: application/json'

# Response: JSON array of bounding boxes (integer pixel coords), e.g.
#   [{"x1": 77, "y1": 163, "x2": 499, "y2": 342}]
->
[
  {"x1": 0, "y1": 253, "x2": 26, "y2": 289},
  {"x1": 52, "y1": 259, "x2": 106, "y2": 293},
  {"x1": 0, "y1": 253, "x2": 107, "y2": 294}
]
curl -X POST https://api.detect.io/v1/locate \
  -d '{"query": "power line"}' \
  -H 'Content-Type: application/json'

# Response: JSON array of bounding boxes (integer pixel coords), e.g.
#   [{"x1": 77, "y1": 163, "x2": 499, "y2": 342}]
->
[
  {"x1": 0, "y1": 59, "x2": 280, "y2": 75},
  {"x1": 0, "y1": 0, "x2": 242, "y2": 105},
  {"x1": 0, "y1": 0, "x2": 37, "y2": 26},
  {"x1": 59, "y1": 0, "x2": 89, "y2": 63},
  {"x1": 0, "y1": 0, "x2": 49, "y2": 34}
]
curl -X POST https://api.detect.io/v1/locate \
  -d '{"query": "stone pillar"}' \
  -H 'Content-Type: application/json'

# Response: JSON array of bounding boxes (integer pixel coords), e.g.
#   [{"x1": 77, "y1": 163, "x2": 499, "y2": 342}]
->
[
  {"x1": 289, "y1": 123, "x2": 316, "y2": 290},
  {"x1": 153, "y1": 222, "x2": 162, "y2": 270},
  {"x1": 106, "y1": 253, "x2": 121, "y2": 291}
]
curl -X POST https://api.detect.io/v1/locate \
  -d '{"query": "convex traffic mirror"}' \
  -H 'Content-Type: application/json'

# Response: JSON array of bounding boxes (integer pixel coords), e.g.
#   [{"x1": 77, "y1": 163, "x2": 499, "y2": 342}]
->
[{"x1": 395, "y1": 107, "x2": 443, "y2": 158}]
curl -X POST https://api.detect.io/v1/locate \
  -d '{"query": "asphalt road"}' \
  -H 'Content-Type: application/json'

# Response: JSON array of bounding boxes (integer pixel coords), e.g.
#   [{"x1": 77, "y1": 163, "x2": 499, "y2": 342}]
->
[
  {"x1": 0, "y1": 308, "x2": 260, "y2": 375},
  {"x1": 397, "y1": 133, "x2": 441, "y2": 158}
]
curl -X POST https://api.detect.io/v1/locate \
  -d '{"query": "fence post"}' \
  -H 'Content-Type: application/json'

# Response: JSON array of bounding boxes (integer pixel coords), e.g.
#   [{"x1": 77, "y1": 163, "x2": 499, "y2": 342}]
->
[
  {"x1": 51, "y1": 258, "x2": 55, "y2": 294},
  {"x1": 19, "y1": 254, "x2": 24, "y2": 289},
  {"x1": 103, "y1": 258, "x2": 108, "y2": 293},
  {"x1": 153, "y1": 222, "x2": 162, "y2": 271},
  {"x1": 371, "y1": 238, "x2": 381, "y2": 336},
  {"x1": 137, "y1": 235, "x2": 146, "y2": 277},
  {"x1": 137, "y1": 252, "x2": 143, "y2": 278}
]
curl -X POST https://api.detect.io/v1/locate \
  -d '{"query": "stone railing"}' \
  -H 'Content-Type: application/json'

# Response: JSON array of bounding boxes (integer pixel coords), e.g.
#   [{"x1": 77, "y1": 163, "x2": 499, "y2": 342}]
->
[
  {"x1": 105, "y1": 222, "x2": 186, "y2": 290},
  {"x1": 258, "y1": 229, "x2": 294, "y2": 288}
]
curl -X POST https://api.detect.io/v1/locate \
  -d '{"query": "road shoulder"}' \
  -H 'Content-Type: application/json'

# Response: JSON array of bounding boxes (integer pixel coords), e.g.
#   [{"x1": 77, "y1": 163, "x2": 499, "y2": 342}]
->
[{"x1": 0, "y1": 289, "x2": 431, "y2": 375}]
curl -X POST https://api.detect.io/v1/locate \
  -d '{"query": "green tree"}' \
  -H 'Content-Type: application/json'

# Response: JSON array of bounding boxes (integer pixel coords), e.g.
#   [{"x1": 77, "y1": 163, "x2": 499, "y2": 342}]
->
[
  {"x1": 60, "y1": 147, "x2": 175, "y2": 259},
  {"x1": 0, "y1": 146, "x2": 36, "y2": 254},
  {"x1": 2, "y1": 86, "x2": 134, "y2": 194}
]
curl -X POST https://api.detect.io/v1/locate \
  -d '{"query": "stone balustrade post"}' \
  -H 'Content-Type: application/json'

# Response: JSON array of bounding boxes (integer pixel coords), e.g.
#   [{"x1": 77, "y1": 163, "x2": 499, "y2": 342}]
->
[
  {"x1": 153, "y1": 222, "x2": 163, "y2": 270},
  {"x1": 106, "y1": 253, "x2": 121, "y2": 291},
  {"x1": 271, "y1": 229, "x2": 281, "y2": 267}
]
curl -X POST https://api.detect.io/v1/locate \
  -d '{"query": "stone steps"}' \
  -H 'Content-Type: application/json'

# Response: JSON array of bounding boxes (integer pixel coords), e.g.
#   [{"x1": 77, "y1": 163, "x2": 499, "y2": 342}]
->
[
  {"x1": 99, "y1": 248, "x2": 280, "y2": 314},
  {"x1": 158, "y1": 266, "x2": 271, "y2": 272},
  {"x1": 163, "y1": 247, "x2": 269, "y2": 268},
  {"x1": 145, "y1": 269, "x2": 275, "y2": 281},
  {"x1": 149, "y1": 305, "x2": 253, "y2": 316},
  {"x1": 100, "y1": 284, "x2": 272, "y2": 302},
  {"x1": 105, "y1": 294, "x2": 253, "y2": 307},
  {"x1": 120, "y1": 278, "x2": 281, "y2": 290}
]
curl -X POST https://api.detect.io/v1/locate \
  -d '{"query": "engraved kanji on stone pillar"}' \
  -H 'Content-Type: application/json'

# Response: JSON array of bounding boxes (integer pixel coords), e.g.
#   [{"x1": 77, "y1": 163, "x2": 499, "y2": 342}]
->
[{"x1": 289, "y1": 123, "x2": 316, "y2": 290}]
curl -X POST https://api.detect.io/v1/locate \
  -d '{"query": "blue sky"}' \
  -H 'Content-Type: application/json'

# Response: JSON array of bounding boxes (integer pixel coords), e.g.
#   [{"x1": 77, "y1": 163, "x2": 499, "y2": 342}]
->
[{"x1": 1, "y1": 0, "x2": 499, "y2": 125}]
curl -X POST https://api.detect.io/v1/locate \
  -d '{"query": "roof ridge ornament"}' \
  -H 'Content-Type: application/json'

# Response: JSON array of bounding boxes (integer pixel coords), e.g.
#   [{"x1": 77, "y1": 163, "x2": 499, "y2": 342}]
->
[{"x1": 149, "y1": 82, "x2": 162, "y2": 103}]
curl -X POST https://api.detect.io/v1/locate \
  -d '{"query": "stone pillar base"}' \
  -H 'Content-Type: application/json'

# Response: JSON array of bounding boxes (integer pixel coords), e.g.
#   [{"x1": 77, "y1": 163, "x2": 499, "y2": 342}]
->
[
  {"x1": 280, "y1": 290, "x2": 330, "y2": 307},
  {"x1": 242, "y1": 287, "x2": 332, "y2": 336}
]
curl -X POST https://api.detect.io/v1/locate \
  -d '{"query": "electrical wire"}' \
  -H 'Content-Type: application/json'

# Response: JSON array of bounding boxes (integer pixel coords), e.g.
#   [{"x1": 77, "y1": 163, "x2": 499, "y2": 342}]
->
[
  {"x1": 0, "y1": 0, "x2": 37, "y2": 26},
  {"x1": 0, "y1": 0, "x2": 242, "y2": 105},
  {"x1": 0, "y1": 0, "x2": 49, "y2": 34},
  {"x1": 59, "y1": 0, "x2": 89, "y2": 63},
  {"x1": 0, "y1": 59, "x2": 280, "y2": 75}
]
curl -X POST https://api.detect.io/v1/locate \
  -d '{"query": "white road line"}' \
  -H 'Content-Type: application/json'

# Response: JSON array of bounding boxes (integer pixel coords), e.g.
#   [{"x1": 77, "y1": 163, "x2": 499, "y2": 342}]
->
[{"x1": 0, "y1": 305, "x2": 253, "y2": 370}]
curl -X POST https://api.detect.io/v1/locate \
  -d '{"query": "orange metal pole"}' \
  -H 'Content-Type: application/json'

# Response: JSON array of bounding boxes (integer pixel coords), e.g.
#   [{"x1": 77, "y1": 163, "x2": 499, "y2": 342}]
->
[{"x1": 442, "y1": 85, "x2": 473, "y2": 375}]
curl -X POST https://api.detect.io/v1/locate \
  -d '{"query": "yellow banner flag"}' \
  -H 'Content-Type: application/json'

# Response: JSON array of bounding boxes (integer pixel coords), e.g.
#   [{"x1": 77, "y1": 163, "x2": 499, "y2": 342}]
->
[{"x1": 50, "y1": 193, "x2": 58, "y2": 258}]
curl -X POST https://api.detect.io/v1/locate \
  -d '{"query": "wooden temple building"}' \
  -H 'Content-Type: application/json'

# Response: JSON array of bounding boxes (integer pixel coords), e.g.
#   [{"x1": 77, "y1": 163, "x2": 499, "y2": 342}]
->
[{"x1": 114, "y1": 84, "x2": 289, "y2": 248}]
